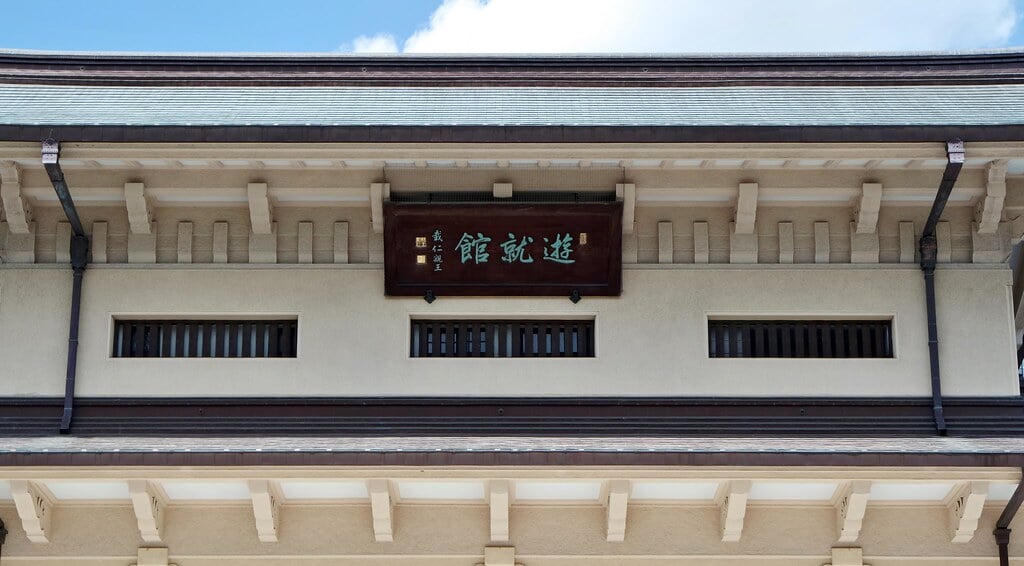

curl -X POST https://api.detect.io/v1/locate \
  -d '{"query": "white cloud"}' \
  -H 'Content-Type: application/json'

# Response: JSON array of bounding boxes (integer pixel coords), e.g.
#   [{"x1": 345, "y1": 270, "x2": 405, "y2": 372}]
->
[
  {"x1": 350, "y1": 33, "x2": 400, "y2": 53},
  {"x1": 396, "y1": 0, "x2": 1018, "y2": 53}
]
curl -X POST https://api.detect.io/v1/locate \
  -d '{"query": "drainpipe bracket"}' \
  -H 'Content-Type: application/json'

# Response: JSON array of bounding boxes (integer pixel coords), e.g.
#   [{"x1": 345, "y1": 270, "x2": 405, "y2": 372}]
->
[
  {"x1": 920, "y1": 234, "x2": 938, "y2": 271},
  {"x1": 70, "y1": 234, "x2": 90, "y2": 271},
  {"x1": 995, "y1": 527, "x2": 1011, "y2": 545}
]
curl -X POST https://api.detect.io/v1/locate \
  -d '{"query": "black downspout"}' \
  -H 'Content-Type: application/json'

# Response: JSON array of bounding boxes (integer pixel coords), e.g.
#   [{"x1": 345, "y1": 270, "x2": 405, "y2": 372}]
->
[
  {"x1": 42, "y1": 139, "x2": 89, "y2": 434},
  {"x1": 995, "y1": 469, "x2": 1024, "y2": 566},
  {"x1": 0, "y1": 516, "x2": 6, "y2": 561},
  {"x1": 918, "y1": 139, "x2": 965, "y2": 436}
]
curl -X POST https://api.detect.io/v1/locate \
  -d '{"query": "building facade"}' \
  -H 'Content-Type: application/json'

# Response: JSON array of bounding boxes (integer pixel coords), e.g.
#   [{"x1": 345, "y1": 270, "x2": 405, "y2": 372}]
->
[{"x1": 0, "y1": 50, "x2": 1023, "y2": 565}]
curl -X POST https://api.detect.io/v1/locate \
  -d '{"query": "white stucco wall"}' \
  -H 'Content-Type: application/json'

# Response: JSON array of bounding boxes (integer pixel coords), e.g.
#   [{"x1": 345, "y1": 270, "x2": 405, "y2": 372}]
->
[{"x1": 0, "y1": 264, "x2": 1016, "y2": 398}]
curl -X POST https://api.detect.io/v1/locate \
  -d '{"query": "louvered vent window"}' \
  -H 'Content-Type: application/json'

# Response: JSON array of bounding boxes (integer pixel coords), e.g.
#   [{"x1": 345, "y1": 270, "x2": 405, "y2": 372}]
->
[
  {"x1": 112, "y1": 319, "x2": 298, "y2": 358},
  {"x1": 411, "y1": 319, "x2": 595, "y2": 358},
  {"x1": 708, "y1": 320, "x2": 893, "y2": 358}
]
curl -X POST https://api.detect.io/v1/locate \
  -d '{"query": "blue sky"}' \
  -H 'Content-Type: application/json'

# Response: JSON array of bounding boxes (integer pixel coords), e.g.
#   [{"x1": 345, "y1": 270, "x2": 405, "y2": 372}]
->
[{"x1": 1, "y1": 0, "x2": 1022, "y2": 54}]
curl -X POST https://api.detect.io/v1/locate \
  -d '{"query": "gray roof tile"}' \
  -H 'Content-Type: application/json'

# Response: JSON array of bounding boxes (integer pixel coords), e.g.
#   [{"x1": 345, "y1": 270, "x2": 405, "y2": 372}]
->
[{"x1": 2, "y1": 84, "x2": 1023, "y2": 127}]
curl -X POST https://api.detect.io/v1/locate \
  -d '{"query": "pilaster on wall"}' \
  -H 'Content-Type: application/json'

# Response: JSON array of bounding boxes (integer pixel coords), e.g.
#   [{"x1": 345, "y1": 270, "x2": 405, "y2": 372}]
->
[
  {"x1": 177, "y1": 222, "x2": 193, "y2": 264},
  {"x1": 2, "y1": 221, "x2": 36, "y2": 263},
  {"x1": 658, "y1": 221, "x2": 674, "y2": 264},
  {"x1": 334, "y1": 221, "x2": 351, "y2": 264},
  {"x1": 972, "y1": 221, "x2": 1008, "y2": 263},
  {"x1": 91, "y1": 221, "x2": 108, "y2": 263},
  {"x1": 778, "y1": 222, "x2": 794, "y2": 264}
]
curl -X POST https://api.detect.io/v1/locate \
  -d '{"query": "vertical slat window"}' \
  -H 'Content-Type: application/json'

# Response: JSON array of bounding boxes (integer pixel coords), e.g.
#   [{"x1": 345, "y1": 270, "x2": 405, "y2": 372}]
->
[
  {"x1": 112, "y1": 319, "x2": 298, "y2": 358},
  {"x1": 410, "y1": 320, "x2": 595, "y2": 358},
  {"x1": 708, "y1": 320, "x2": 893, "y2": 358}
]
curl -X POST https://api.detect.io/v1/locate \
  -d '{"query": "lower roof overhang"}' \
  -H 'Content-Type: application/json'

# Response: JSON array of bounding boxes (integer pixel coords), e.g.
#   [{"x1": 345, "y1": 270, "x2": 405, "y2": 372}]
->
[{"x1": 1, "y1": 435, "x2": 1023, "y2": 467}]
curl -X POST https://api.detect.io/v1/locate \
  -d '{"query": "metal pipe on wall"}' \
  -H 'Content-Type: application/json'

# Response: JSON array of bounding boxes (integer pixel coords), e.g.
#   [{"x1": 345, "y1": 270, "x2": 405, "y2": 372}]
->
[
  {"x1": 918, "y1": 139, "x2": 965, "y2": 436},
  {"x1": 995, "y1": 469, "x2": 1024, "y2": 566},
  {"x1": 42, "y1": 139, "x2": 90, "y2": 434}
]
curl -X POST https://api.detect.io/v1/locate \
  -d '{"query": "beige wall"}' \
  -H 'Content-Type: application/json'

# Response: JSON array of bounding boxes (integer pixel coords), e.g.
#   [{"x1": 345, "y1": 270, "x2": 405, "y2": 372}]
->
[
  {"x1": 0, "y1": 263, "x2": 1016, "y2": 398},
  {"x1": 0, "y1": 501, "x2": 1021, "y2": 564}
]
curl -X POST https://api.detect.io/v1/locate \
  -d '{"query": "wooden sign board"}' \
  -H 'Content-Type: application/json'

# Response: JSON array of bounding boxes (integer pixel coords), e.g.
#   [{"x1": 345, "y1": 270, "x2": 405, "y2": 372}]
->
[{"x1": 384, "y1": 202, "x2": 622, "y2": 297}]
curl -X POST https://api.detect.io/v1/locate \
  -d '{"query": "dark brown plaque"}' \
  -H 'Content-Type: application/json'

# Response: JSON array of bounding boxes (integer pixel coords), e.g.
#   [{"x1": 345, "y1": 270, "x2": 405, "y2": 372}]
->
[{"x1": 384, "y1": 202, "x2": 622, "y2": 297}]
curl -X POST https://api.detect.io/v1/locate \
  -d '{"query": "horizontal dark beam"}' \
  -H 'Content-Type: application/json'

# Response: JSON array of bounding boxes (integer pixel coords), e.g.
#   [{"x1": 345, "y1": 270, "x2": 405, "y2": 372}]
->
[
  {"x1": 0, "y1": 450, "x2": 1021, "y2": 468},
  {"x1": 3, "y1": 124, "x2": 1024, "y2": 144},
  {"x1": 2, "y1": 396, "x2": 1022, "y2": 437},
  {"x1": 3, "y1": 50, "x2": 1024, "y2": 88}
]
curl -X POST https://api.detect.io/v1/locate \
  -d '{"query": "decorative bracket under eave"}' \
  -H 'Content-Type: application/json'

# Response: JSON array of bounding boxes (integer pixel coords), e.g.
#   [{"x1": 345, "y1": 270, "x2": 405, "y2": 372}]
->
[
  {"x1": 716, "y1": 480, "x2": 750, "y2": 542},
  {"x1": 834, "y1": 480, "x2": 871, "y2": 543},
  {"x1": 249, "y1": 479, "x2": 284, "y2": 543},
  {"x1": 11, "y1": 480, "x2": 53, "y2": 543},
  {"x1": 488, "y1": 479, "x2": 511, "y2": 542},
  {"x1": 603, "y1": 479, "x2": 630, "y2": 542},
  {"x1": 129, "y1": 480, "x2": 167, "y2": 544},
  {"x1": 0, "y1": 161, "x2": 32, "y2": 234},
  {"x1": 368, "y1": 478, "x2": 394, "y2": 542},
  {"x1": 946, "y1": 481, "x2": 988, "y2": 543},
  {"x1": 976, "y1": 160, "x2": 1008, "y2": 235}
]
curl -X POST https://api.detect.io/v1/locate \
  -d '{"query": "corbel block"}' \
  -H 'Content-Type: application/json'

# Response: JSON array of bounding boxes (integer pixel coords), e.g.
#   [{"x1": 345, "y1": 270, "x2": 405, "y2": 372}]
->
[
  {"x1": 898, "y1": 222, "x2": 916, "y2": 263},
  {"x1": 333, "y1": 221, "x2": 350, "y2": 264},
  {"x1": 604, "y1": 479, "x2": 630, "y2": 542},
  {"x1": 124, "y1": 182, "x2": 153, "y2": 235},
  {"x1": 658, "y1": 221, "x2": 674, "y2": 264},
  {"x1": 2, "y1": 221, "x2": 36, "y2": 263},
  {"x1": 734, "y1": 182, "x2": 758, "y2": 234},
  {"x1": 247, "y1": 182, "x2": 273, "y2": 234},
  {"x1": 778, "y1": 222, "x2": 794, "y2": 264},
  {"x1": 972, "y1": 222, "x2": 1006, "y2": 263},
  {"x1": 177, "y1": 222, "x2": 193, "y2": 264},
  {"x1": 946, "y1": 481, "x2": 988, "y2": 543},
  {"x1": 91, "y1": 221, "x2": 108, "y2": 263},
  {"x1": 56, "y1": 221, "x2": 71, "y2": 263},
  {"x1": 212, "y1": 221, "x2": 229, "y2": 263},
  {"x1": 825, "y1": 547, "x2": 865, "y2": 566},
  {"x1": 1, "y1": 161, "x2": 32, "y2": 234},
  {"x1": 814, "y1": 221, "x2": 830, "y2": 263},
  {"x1": 128, "y1": 222, "x2": 157, "y2": 264},
  {"x1": 976, "y1": 161, "x2": 1008, "y2": 234},
  {"x1": 489, "y1": 480, "x2": 511, "y2": 542},
  {"x1": 694, "y1": 222, "x2": 709, "y2": 264},
  {"x1": 129, "y1": 480, "x2": 167, "y2": 544},
  {"x1": 368, "y1": 479, "x2": 394, "y2": 542},
  {"x1": 370, "y1": 182, "x2": 389, "y2": 235},
  {"x1": 834, "y1": 480, "x2": 871, "y2": 543},
  {"x1": 297, "y1": 221, "x2": 314, "y2": 264},
  {"x1": 855, "y1": 182, "x2": 882, "y2": 234},
  {"x1": 493, "y1": 182, "x2": 513, "y2": 199},
  {"x1": 11, "y1": 480, "x2": 53, "y2": 543},
  {"x1": 249, "y1": 222, "x2": 278, "y2": 264},
  {"x1": 134, "y1": 547, "x2": 173, "y2": 566},
  {"x1": 249, "y1": 479, "x2": 283, "y2": 543},
  {"x1": 729, "y1": 222, "x2": 757, "y2": 264},
  {"x1": 850, "y1": 224, "x2": 879, "y2": 263},
  {"x1": 716, "y1": 480, "x2": 750, "y2": 542},
  {"x1": 482, "y1": 546, "x2": 518, "y2": 566},
  {"x1": 616, "y1": 183, "x2": 636, "y2": 234}
]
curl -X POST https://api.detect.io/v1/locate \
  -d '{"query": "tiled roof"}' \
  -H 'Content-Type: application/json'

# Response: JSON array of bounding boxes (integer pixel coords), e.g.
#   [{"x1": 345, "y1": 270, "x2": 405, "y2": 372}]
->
[{"x1": 2, "y1": 84, "x2": 1023, "y2": 127}]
